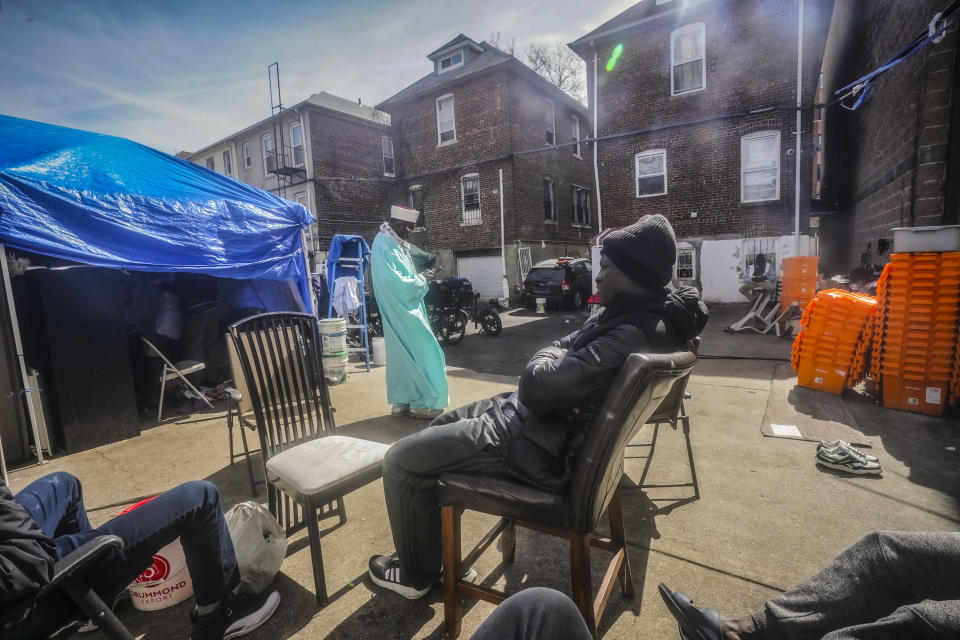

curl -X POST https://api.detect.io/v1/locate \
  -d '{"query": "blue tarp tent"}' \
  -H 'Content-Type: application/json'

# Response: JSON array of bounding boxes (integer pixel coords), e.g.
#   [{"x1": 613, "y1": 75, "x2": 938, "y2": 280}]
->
[{"x1": 0, "y1": 114, "x2": 314, "y2": 309}]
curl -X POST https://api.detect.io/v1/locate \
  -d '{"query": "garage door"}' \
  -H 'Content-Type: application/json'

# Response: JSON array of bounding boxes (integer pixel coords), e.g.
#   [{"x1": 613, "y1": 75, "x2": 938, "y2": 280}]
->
[{"x1": 457, "y1": 255, "x2": 503, "y2": 301}]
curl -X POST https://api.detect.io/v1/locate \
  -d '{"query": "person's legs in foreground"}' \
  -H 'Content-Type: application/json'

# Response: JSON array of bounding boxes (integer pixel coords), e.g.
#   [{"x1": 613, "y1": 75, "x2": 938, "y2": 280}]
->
[
  {"x1": 660, "y1": 531, "x2": 960, "y2": 640},
  {"x1": 16, "y1": 473, "x2": 279, "y2": 640},
  {"x1": 370, "y1": 408, "x2": 506, "y2": 598},
  {"x1": 468, "y1": 588, "x2": 592, "y2": 640}
]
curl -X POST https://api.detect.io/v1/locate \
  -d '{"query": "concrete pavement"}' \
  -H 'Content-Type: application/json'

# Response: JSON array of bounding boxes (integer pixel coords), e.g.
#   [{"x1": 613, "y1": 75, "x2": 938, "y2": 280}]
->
[{"x1": 8, "y1": 304, "x2": 959, "y2": 639}]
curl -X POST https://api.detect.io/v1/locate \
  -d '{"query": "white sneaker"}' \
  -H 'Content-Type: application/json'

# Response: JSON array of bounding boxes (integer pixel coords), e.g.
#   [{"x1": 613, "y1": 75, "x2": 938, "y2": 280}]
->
[
  {"x1": 391, "y1": 404, "x2": 410, "y2": 417},
  {"x1": 411, "y1": 408, "x2": 443, "y2": 420},
  {"x1": 815, "y1": 447, "x2": 882, "y2": 475},
  {"x1": 818, "y1": 440, "x2": 879, "y2": 462}
]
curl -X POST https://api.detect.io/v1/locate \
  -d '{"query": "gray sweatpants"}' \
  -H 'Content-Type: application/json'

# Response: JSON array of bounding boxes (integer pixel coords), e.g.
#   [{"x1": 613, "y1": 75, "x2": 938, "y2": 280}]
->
[{"x1": 755, "y1": 531, "x2": 960, "y2": 639}]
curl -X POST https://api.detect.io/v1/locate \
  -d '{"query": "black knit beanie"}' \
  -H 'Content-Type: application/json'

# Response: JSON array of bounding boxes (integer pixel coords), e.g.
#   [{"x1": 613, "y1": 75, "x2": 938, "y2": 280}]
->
[{"x1": 602, "y1": 214, "x2": 677, "y2": 290}]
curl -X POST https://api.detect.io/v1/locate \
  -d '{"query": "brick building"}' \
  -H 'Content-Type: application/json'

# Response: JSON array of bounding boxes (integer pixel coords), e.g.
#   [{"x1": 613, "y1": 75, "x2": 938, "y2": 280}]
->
[
  {"x1": 376, "y1": 35, "x2": 594, "y2": 301},
  {"x1": 570, "y1": 0, "x2": 833, "y2": 302},
  {"x1": 186, "y1": 92, "x2": 396, "y2": 266},
  {"x1": 815, "y1": 0, "x2": 959, "y2": 272}
]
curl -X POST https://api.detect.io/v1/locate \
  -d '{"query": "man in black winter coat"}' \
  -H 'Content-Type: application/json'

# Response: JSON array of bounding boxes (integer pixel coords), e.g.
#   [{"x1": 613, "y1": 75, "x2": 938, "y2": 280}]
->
[{"x1": 368, "y1": 214, "x2": 708, "y2": 600}]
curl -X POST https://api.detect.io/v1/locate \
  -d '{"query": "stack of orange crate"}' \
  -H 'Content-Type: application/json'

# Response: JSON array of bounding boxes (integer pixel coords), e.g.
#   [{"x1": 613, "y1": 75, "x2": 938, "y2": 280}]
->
[
  {"x1": 792, "y1": 289, "x2": 877, "y2": 395},
  {"x1": 879, "y1": 253, "x2": 960, "y2": 415},
  {"x1": 867, "y1": 264, "x2": 892, "y2": 387},
  {"x1": 781, "y1": 256, "x2": 819, "y2": 312}
]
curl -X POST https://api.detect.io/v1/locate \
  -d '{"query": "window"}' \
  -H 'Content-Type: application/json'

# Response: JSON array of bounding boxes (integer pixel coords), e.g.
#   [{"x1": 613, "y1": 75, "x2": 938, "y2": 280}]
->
[
  {"x1": 262, "y1": 134, "x2": 274, "y2": 175},
  {"x1": 635, "y1": 149, "x2": 667, "y2": 197},
  {"x1": 675, "y1": 244, "x2": 696, "y2": 280},
  {"x1": 221, "y1": 150, "x2": 232, "y2": 176},
  {"x1": 205, "y1": 157, "x2": 215, "y2": 170},
  {"x1": 544, "y1": 100, "x2": 555, "y2": 145},
  {"x1": 382, "y1": 136, "x2": 395, "y2": 176},
  {"x1": 543, "y1": 178, "x2": 556, "y2": 222},
  {"x1": 460, "y1": 173, "x2": 481, "y2": 225},
  {"x1": 242, "y1": 142, "x2": 252, "y2": 169},
  {"x1": 290, "y1": 123, "x2": 304, "y2": 167},
  {"x1": 742, "y1": 238, "x2": 778, "y2": 280},
  {"x1": 408, "y1": 184, "x2": 425, "y2": 230},
  {"x1": 571, "y1": 117, "x2": 581, "y2": 157},
  {"x1": 437, "y1": 95, "x2": 456, "y2": 144},
  {"x1": 741, "y1": 130, "x2": 780, "y2": 202},
  {"x1": 439, "y1": 49, "x2": 464, "y2": 73},
  {"x1": 671, "y1": 23, "x2": 705, "y2": 95},
  {"x1": 571, "y1": 186, "x2": 591, "y2": 226}
]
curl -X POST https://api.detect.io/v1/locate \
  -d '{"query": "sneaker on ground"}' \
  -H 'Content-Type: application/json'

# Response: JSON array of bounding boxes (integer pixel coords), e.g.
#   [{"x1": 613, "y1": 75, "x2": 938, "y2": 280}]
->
[
  {"x1": 818, "y1": 439, "x2": 879, "y2": 462},
  {"x1": 191, "y1": 590, "x2": 281, "y2": 640},
  {"x1": 391, "y1": 404, "x2": 410, "y2": 417},
  {"x1": 411, "y1": 408, "x2": 443, "y2": 420},
  {"x1": 815, "y1": 448, "x2": 882, "y2": 475},
  {"x1": 78, "y1": 589, "x2": 130, "y2": 633},
  {"x1": 435, "y1": 566, "x2": 479, "y2": 584},
  {"x1": 368, "y1": 554, "x2": 431, "y2": 599}
]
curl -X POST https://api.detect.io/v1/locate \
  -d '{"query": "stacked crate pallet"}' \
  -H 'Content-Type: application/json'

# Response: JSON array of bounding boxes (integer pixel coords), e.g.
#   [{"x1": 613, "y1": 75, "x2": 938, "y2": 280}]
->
[
  {"x1": 780, "y1": 256, "x2": 819, "y2": 311},
  {"x1": 875, "y1": 252, "x2": 960, "y2": 415},
  {"x1": 791, "y1": 289, "x2": 877, "y2": 395}
]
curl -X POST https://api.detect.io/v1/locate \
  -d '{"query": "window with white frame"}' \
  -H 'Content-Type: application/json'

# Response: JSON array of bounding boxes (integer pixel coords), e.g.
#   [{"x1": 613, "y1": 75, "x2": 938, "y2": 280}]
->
[
  {"x1": 261, "y1": 134, "x2": 274, "y2": 175},
  {"x1": 671, "y1": 23, "x2": 705, "y2": 95},
  {"x1": 543, "y1": 178, "x2": 556, "y2": 222},
  {"x1": 675, "y1": 243, "x2": 696, "y2": 280},
  {"x1": 408, "y1": 184, "x2": 425, "y2": 230},
  {"x1": 382, "y1": 136, "x2": 395, "y2": 176},
  {"x1": 571, "y1": 116, "x2": 581, "y2": 157},
  {"x1": 222, "y1": 150, "x2": 232, "y2": 176},
  {"x1": 571, "y1": 186, "x2": 591, "y2": 226},
  {"x1": 460, "y1": 174, "x2": 481, "y2": 225},
  {"x1": 544, "y1": 100, "x2": 555, "y2": 145},
  {"x1": 290, "y1": 123, "x2": 304, "y2": 166},
  {"x1": 437, "y1": 95, "x2": 456, "y2": 144},
  {"x1": 741, "y1": 130, "x2": 780, "y2": 202},
  {"x1": 439, "y1": 49, "x2": 464, "y2": 73},
  {"x1": 635, "y1": 149, "x2": 667, "y2": 197},
  {"x1": 242, "y1": 142, "x2": 252, "y2": 169},
  {"x1": 205, "y1": 157, "x2": 215, "y2": 170}
]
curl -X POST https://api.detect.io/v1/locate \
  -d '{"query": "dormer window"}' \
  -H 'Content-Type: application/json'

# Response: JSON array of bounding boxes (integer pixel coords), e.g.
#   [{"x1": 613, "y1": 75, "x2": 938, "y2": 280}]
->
[{"x1": 439, "y1": 49, "x2": 464, "y2": 73}]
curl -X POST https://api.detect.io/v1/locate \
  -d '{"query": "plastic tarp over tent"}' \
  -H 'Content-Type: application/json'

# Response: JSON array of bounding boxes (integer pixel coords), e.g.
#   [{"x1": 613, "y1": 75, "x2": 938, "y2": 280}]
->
[{"x1": 0, "y1": 114, "x2": 314, "y2": 308}]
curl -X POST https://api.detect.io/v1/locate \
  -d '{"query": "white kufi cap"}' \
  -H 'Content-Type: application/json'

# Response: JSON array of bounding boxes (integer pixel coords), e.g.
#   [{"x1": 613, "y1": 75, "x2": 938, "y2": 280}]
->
[{"x1": 390, "y1": 205, "x2": 419, "y2": 224}]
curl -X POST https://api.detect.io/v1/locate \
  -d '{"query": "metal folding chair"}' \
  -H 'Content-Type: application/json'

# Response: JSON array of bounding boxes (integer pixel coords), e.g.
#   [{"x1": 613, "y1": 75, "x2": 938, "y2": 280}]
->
[{"x1": 140, "y1": 337, "x2": 213, "y2": 424}]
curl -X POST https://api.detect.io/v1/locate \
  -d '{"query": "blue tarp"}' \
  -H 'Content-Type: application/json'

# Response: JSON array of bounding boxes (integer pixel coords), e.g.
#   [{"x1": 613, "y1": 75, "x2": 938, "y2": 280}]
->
[{"x1": 0, "y1": 114, "x2": 315, "y2": 310}]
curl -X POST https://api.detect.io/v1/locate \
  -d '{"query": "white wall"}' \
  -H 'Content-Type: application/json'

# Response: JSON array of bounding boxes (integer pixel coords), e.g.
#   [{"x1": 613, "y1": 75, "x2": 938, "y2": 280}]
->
[{"x1": 700, "y1": 239, "x2": 745, "y2": 303}]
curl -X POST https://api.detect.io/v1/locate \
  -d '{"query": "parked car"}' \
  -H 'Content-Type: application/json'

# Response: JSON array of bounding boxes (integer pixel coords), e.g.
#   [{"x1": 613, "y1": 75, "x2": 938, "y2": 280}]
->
[{"x1": 522, "y1": 258, "x2": 593, "y2": 310}]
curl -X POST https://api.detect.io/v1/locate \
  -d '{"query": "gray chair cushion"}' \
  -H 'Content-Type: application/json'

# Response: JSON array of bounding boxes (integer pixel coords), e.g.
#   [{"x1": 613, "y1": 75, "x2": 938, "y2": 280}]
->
[{"x1": 265, "y1": 435, "x2": 389, "y2": 500}]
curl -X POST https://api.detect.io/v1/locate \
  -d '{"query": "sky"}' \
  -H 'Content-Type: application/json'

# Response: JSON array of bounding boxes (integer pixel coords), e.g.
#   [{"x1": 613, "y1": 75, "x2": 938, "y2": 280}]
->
[{"x1": 0, "y1": 0, "x2": 637, "y2": 154}]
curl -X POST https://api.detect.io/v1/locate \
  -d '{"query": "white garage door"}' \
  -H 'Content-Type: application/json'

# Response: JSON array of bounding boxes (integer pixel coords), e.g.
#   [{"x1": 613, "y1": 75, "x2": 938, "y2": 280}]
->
[{"x1": 457, "y1": 255, "x2": 503, "y2": 301}]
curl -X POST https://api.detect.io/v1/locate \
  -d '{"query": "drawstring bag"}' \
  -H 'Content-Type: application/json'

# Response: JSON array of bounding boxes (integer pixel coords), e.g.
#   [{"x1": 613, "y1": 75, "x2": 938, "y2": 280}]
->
[{"x1": 224, "y1": 501, "x2": 287, "y2": 594}]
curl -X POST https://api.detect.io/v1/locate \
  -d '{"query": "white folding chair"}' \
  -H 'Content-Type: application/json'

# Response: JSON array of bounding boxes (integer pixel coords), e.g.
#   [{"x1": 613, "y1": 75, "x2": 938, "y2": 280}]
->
[{"x1": 141, "y1": 337, "x2": 214, "y2": 424}]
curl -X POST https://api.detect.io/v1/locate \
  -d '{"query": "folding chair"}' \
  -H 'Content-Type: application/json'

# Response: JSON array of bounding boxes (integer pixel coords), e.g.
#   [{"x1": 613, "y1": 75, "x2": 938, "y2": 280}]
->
[
  {"x1": 140, "y1": 337, "x2": 214, "y2": 424},
  {"x1": 727, "y1": 284, "x2": 793, "y2": 336}
]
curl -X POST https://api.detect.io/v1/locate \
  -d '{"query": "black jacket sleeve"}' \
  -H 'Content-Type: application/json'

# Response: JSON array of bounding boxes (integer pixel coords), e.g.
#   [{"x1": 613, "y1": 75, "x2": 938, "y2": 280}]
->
[
  {"x1": 0, "y1": 482, "x2": 55, "y2": 605},
  {"x1": 518, "y1": 323, "x2": 651, "y2": 415}
]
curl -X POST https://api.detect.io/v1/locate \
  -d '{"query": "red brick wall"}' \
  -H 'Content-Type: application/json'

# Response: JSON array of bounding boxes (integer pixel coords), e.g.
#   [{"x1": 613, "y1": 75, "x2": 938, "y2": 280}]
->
[
  {"x1": 823, "y1": 0, "x2": 957, "y2": 268},
  {"x1": 308, "y1": 110, "x2": 399, "y2": 245},
  {"x1": 383, "y1": 66, "x2": 593, "y2": 253},
  {"x1": 580, "y1": 0, "x2": 829, "y2": 237}
]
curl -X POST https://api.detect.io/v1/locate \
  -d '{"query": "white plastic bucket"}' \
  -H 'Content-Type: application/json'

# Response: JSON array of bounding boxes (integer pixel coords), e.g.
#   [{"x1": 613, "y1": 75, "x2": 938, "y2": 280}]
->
[
  {"x1": 119, "y1": 497, "x2": 193, "y2": 611},
  {"x1": 536, "y1": 298, "x2": 547, "y2": 314},
  {"x1": 322, "y1": 351, "x2": 349, "y2": 384},
  {"x1": 318, "y1": 318, "x2": 347, "y2": 355},
  {"x1": 372, "y1": 337, "x2": 387, "y2": 366},
  {"x1": 128, "y1": 540, "x2": 194, "y2": 611}
]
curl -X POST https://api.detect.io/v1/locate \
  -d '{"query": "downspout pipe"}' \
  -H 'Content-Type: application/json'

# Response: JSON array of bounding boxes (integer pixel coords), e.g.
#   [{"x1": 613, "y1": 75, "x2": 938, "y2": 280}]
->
[
  {"x1": 593, "y1": 48, "x2": 603, "y2": 233},
  {"x1": 795, "y1": 0, "x2": 804, "y2": 255}
]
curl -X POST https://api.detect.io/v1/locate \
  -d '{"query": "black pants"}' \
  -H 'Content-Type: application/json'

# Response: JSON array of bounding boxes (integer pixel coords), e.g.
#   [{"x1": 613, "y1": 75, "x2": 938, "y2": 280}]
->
[
  {"x1": 756, "y1": 531, "x2": 960, "y2": 639},
  {"x1": 469, "y1": 587, "x2": 591, "y2": 640},
  {"x1": 383, "y1": 398, "x2": 510, "y2": 589}
]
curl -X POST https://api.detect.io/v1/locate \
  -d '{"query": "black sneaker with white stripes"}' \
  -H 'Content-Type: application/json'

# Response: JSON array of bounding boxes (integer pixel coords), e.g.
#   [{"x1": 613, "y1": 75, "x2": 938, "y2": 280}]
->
[
  {"x1": 815, "y1": 446, "x2": 882, "y2": 475},
  {"x1": 368, "y1": 553, "x2": 431, "y2": 599}
]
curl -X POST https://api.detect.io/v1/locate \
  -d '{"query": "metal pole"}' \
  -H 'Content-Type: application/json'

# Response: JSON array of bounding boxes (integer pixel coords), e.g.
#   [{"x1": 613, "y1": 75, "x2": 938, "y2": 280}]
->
[
  {"x1": 301, "y1": 230, "x2": 314, "y2": 315},
  {"x1": 499, "y1": 169, "x2": 509, "y2": 301},
  {"x1": 795, "y1": 0, "x2": 804, "y2": 256},
  {"x1": 0, "y1": 244, "x2": 44, "y2": 469},
  {"x1": 593, "y1": 50, "x2": 603, "y2": 233}
]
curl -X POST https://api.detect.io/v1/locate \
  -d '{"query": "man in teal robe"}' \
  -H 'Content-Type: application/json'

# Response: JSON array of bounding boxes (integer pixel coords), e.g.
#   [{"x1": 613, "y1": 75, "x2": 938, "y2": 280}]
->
[{"x1": 371, "y1": 205, "x2": 448, "y2": 420}]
